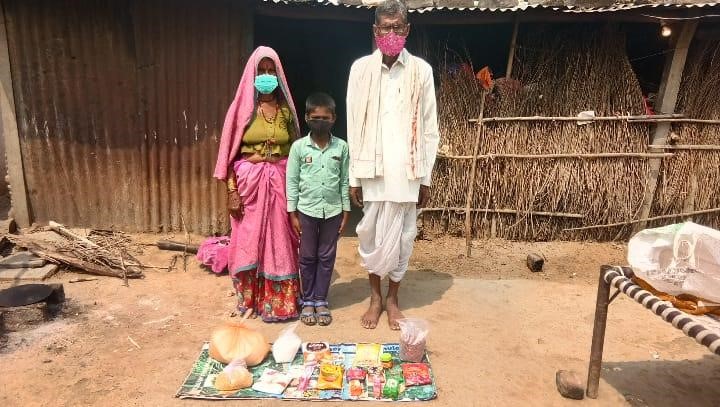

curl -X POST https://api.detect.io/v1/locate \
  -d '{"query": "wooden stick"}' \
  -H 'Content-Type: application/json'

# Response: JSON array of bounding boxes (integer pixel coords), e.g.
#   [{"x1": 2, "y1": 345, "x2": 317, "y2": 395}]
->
[
  {"x1": 119, "y1": 252, "x2": 129, "y2": 287},
  {"x1": 31, "y1": 247, "x2": 140, "y2": 278},
  {"x1": 128, "y1": 336, "x2": 141, "y2": 350},
  {"x1": 632, "y1": 118, "x2": 720, "y2": 124},
  {"x1": 49, "y1": 221, "x2": 98, "y2": 248},
  {"x1": 505, "y1": 17, "x2": 519, "y2": 78},
  {"x1": 156, "y1": 240, "x2": 199, "y2": 254},
  {"x1": 563, "y1": 207, "x2": 720, "y2": 232},
  {"x1": 69, "y1": 277, "x2": 99, "y2": 283},
  {"x1": 438, "y1": 152, "x2": 673, "y2": 159},
  {"x1": 586, "y1": 265, "x2": 612, "y2": 399},
  {"x1": 649, "y1": 144, "x2": 720, "y2": 150},
  {"x1": 468, "y1": 114, "x2": 683, "y2": 123},
  {"x1": 180, "y1": 214, "x2": 189, "y2": 273},
  {"x1": 465, "y1": 90, "x2": 487, "y2": 258},
  {"x1": 420, "y1": 207, "x2": 584, "y2": 219}
]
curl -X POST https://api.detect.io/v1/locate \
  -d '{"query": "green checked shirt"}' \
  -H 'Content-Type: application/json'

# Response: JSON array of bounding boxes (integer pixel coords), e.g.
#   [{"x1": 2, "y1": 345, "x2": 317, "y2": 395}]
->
[{"x1": 286, "y1": 134, "x2": 351, "y2": 219}]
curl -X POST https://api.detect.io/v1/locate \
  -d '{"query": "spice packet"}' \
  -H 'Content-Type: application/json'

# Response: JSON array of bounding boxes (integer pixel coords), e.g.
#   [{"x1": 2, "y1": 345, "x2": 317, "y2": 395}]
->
[
  {"x1": 382, "y1": 373, "x2": 405, "y2": 400},
  {"x1": 367, "y1": 367, "x2": 385, "y2": 399},
  {"x1": 402, "y1": 363, "x2": 432, "y2": 386},
  {"x1": 354, "y1": 343, "x2": 381, "y2": 368},
  {"x1": 346, "y1": 367, "x2": 367, "y2": 398},
  {"x1": 296, "y1": 365, "x2": 316, "y2": 392},
  {"x1": 302, "y1": 342, "x2": 332, "y2": 365},
  {"x1": 317, "y1": 363, "x2": 343, "y2": 390}
]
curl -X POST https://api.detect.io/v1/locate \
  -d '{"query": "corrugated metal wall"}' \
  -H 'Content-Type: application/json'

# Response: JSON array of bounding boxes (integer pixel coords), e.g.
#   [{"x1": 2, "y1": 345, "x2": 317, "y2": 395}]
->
[{"x1": 3, "y1": 0, "x2": 253, "y2": 233}]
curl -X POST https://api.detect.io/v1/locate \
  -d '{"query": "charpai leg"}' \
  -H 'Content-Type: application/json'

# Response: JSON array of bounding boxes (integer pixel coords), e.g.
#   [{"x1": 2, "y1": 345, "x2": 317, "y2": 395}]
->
[{"x1": 586, "y1": 265, "x2": 612, "y2": 399}]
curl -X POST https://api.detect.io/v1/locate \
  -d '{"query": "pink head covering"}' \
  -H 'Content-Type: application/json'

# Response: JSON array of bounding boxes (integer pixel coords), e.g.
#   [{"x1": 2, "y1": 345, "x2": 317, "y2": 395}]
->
[{"x1": 214, "y1": 46, "x2": 300, "y2": 180}]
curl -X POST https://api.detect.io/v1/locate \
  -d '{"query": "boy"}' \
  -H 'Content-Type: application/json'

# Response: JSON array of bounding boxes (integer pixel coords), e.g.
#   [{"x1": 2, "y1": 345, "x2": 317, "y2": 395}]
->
[{"x1": 286, "y1": 92, "x2": 350, "y2": 326}]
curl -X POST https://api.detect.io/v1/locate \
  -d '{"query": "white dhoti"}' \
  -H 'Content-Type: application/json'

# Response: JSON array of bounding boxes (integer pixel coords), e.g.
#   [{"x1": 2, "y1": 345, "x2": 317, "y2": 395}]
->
[{"x1": 356, "y1": 201, "x2": 417, "y2": 282}]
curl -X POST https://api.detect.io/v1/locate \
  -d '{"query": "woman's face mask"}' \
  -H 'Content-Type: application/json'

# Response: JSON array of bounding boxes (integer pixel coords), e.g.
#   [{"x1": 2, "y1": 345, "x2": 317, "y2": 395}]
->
[{"x1": 254, "y1": 74, "x2": 278, "y2": 95}]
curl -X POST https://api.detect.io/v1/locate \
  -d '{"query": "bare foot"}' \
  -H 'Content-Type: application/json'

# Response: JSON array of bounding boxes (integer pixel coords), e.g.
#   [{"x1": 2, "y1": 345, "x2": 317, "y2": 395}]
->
[
  {"x1": 238, "y1": 307, "x2": 257, "y2": 319},
  {"x1": 361, "y1": 296, "x2": 383, "y2": 329},
  {"x1": 386, "y1": 297, "x2": 404, "y2": 330}
]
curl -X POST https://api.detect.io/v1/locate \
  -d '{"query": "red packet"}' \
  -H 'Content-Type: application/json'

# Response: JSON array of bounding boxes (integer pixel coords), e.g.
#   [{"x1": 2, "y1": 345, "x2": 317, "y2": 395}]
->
[{"x1": 402, "y1": 363, "x2": 432, "y2": 386}]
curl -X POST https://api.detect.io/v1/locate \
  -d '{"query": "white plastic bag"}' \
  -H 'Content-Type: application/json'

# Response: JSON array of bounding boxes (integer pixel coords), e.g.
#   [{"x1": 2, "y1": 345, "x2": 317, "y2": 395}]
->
[
  {"x1": 397, "y1": 318, "x2": 429, "y2": 362},
  {"x1": 271, "y1": 322, "x2": 302, "y2": 363},
  {"x1": 628, "y1": 222, "x2": 720, "y2": 303}
]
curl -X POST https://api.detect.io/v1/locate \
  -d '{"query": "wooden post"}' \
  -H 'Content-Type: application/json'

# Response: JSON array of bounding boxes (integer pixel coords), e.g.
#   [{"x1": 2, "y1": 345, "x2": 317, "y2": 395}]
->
[
  {"x1": 464, "y1": 91, "x2": 487, "y2": 257},
  {"x1": 0, "y1": 7, "x2": 30, "y2": 227},
  {"x1": 505, "y1": 17, "x2": 519, "y2": 78},
  {"x1": 682, "y1": 172, "x2": 697, "y2": 222},
  {"x1": 586, "y1": 265, "x2": 612, "y2": 399},
  {"x1": 635, "y1": 21, "x2": 698, "y2": 233}
]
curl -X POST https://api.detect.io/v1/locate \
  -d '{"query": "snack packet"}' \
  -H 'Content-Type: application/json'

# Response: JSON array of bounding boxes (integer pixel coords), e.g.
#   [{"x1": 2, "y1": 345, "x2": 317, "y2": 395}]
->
[
  {"x1": 346, "y1": 367, "x2": 366, "y2": 381},
  {"x1": 296, "y1": 365, "x2": 315, "y2": 392},
  {"x1": 367, "y1": 367, "x2": 385, "y2": 399},
  {"x1": 251, "y1": 368, "x2": 291, "y2": 395},
  {"x1": 317, "y1": 363, "x2": 343, "y2": 390},
  {"x1": 302, "y1": 342, "x2": 332, "y2": 365},
  {"x1": 354, "y1": 343, "x2": 381, "y2": 368},
  {"x1": 382, "y1": 374, "x2": 405, "y2": 400},
  {"x1": 402, "y1": 363, "x2": 432, "y2": 386},
  {"x1": 349, "y1": 379, "x2": 364, "y2": 397},
  {"x1": 346, "y1": 367, "x2": 367, "y2": 398}
]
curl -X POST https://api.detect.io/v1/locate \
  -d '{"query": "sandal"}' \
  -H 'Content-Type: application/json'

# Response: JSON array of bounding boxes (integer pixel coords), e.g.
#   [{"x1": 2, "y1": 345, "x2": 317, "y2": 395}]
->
[
  {"x1": 314, "y1": 301, "x2": 333, "y2": 326},
  {"x1": 300, "y1": 301, "x2": 317, "y2": 326}
]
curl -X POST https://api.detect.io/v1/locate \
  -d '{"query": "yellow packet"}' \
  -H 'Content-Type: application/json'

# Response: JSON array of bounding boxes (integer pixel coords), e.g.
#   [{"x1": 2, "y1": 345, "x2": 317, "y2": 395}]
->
[
  {"x1": 353, "y1": 343, "x2": 381, "y2": 368},
  {"x1": 317, "y1": 363, "x2": 343, "y2": 390}
]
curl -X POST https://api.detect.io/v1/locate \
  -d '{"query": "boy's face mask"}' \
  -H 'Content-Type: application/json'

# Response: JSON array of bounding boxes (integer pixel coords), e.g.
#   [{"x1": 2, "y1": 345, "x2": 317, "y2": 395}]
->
[
  {"x1": 254, "y1": 74, "x2": 279, "y2": 94},
  {"x1": 306, "y1": 119, "x2": 334, "y2": 134}
]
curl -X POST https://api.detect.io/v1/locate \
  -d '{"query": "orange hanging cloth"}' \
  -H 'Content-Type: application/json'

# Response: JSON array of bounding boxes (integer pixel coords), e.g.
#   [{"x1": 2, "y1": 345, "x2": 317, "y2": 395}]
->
[{"x1": 475, "y1": 66, "x2": 494, "y2": 91}]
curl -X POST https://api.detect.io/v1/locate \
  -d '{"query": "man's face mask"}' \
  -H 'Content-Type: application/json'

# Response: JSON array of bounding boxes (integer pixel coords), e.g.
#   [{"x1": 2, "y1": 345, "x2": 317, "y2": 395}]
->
[
  {"x1": 254, "y1": 74, "x2": 279, "y2": 94},
  {"x1": 375, "y1": 32, "x2": 407, "y2": 57}
]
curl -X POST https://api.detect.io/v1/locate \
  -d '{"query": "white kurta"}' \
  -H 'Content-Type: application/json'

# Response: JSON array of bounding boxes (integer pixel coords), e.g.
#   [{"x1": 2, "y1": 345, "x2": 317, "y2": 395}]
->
[
  {"x1": 348, "y1": 50, "x2": 440, "y2": 281},
  {"x1": 348, "y1": 49, "x2": 439, "y2": 203}
]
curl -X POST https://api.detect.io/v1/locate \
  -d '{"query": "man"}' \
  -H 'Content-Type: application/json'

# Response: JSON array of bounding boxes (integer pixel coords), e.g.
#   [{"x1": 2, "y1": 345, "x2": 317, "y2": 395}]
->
[{"x1": 346, "y1": 0, "x2": 440, "y2": 330}]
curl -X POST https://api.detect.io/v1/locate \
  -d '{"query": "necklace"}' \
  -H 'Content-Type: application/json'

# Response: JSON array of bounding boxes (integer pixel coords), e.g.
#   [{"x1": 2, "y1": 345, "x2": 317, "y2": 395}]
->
[
  {"x1": 258, "y1": 103, "x2": 279, "y2": 158},
  {"x1": 259, "y1": 101, "x2": 278, "y2": 124}
]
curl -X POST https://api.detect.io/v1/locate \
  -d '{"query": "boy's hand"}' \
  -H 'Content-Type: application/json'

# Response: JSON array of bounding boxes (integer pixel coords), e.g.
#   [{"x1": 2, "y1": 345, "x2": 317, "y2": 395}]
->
[
  {"x1": 350, "y1": 187, "x2": 363, "y2": 208},
  {"x1": 289, "y1": 212, "x2": 302, "y2": 236},
  {"x1": 417, "y1": 185, "x2": 431, "y2": 208},
  {"x1": 339, "y1": 212, "x2": 350, "y2": 235},
  {"x1": 228, "y1": 191, "x2": 244, "y2": 220}
]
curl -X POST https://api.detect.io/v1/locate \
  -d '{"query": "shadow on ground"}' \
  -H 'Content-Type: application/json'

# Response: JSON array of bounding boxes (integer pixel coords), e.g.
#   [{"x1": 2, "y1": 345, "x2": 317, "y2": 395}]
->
[
  {"x1": 329, "y1": 269, "x2": 453, "y2": 311},
  {"x1": 601, "y1": 355, "x2": 720, "y2": 407}
]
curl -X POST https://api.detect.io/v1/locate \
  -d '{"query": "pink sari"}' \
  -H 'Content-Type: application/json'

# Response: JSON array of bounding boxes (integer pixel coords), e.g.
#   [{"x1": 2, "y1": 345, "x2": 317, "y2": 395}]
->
[
  {"x1": 213, "y1": 46, "x2": 302, "y2": 322},
  {"x1": 228, "y1": 158, "x2": 300, "y2": 321}
]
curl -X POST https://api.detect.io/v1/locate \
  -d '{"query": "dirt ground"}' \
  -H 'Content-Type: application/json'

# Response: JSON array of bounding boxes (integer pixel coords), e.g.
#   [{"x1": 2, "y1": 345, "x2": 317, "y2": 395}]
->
[{"x1": 1, "y1": 235, "x2": 719, "y2": 407}]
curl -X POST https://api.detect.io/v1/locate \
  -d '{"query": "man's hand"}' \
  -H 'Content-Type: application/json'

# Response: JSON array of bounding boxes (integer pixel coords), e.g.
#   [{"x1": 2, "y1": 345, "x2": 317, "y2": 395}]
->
[
  {"x1": 228, "y1": 191, "x2": 244, "y2": 220},
  {"x1": 417, "y1": 185, "x2": 431, "y2": 208},
  {"x1": 289, "y1": 212, "x2": 302, "y2": 236},
  {"x1": 339, "y1": 211, "x2": 350, "y2": 235},
  {"x1": 350, "y1": 187, "x2": 364, "y2": 208}
]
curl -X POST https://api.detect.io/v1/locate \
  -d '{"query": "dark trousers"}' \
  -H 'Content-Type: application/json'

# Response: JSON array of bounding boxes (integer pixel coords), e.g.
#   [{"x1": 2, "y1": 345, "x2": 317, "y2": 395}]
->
[{"x1": 298, "y1": 212, "x2": 342, "y2": 304}]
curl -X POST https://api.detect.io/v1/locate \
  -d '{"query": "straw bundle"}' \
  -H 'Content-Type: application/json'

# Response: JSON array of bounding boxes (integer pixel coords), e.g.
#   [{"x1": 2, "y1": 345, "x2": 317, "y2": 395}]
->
[
  {"x1": 426, "y1": 25, "x2": 651, "y2": 241},
  {"x1": 650, "y1": 39, "x2": 720, "y2": 229}
]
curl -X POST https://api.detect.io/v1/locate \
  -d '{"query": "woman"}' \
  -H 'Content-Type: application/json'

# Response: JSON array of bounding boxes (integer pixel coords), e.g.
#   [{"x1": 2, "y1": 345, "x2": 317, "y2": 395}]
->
[{"x1": 214, "y1": 46, "x2": 301, "y2": 322}]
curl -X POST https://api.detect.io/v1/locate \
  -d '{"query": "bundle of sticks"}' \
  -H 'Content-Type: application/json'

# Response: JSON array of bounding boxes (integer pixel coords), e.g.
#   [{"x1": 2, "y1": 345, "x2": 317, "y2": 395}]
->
[{"x1": 6, "y1": 221, "x2": 144, "y2": 282}]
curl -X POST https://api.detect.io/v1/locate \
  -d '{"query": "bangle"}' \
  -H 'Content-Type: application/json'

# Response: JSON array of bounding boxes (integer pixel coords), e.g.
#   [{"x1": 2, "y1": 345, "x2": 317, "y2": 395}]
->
[
  {"x1": 226, "y1": 177, "x2": 237, "y2": 190},
  {"x1": 227, "y1": 188, "x2": 237, "y2": 194}
]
